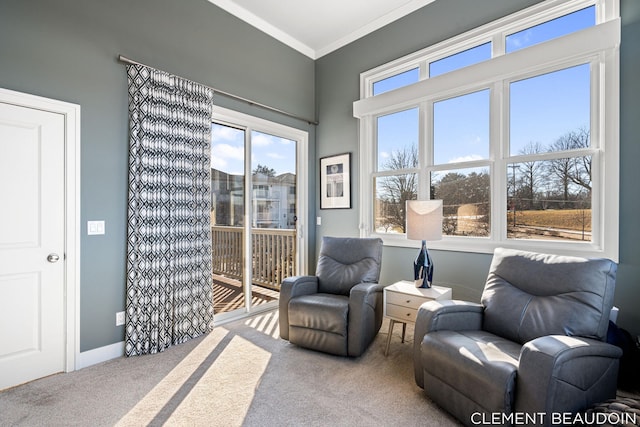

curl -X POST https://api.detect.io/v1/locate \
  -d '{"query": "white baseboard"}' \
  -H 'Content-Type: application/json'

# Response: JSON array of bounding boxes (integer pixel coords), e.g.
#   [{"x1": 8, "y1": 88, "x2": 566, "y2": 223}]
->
[
  {"x1": 73, "y1": 309, "x2": 279, "y2": 371},
  {"x1": 76, "y1": 341, "x2": 125, "y2": 370}
]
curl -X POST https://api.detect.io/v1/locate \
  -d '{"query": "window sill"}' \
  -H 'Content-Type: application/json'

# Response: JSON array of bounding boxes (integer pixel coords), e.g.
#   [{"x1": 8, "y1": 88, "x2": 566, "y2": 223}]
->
[{"x1": 373, "y1": 232, "x2": 616, "y2": 262}]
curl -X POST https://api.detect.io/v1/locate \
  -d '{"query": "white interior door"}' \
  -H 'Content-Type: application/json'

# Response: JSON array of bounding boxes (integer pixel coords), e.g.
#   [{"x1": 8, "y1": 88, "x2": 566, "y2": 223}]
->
[{"x1": 0, "y1": 101, "x2": 66, "y2": 390}]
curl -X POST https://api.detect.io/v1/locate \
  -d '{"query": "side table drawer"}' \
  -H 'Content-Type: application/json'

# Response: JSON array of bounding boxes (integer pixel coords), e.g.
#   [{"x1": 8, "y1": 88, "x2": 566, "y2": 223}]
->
[
  {"x1": 386, "y1": 290, "x2": 428, "y2": 310},
  {"x1": 386, "y1": 303, "x2": 418, "y2": 323}
]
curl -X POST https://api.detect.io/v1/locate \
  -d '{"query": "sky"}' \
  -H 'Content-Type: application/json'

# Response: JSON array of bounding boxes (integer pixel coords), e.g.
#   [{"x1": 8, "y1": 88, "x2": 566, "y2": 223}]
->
[
  {"x1": 210, "y1": 123, "x2": 296, "y2": 176},
  {"x1": 375, "y1": 6, "x2": 594, "y2": 171}
]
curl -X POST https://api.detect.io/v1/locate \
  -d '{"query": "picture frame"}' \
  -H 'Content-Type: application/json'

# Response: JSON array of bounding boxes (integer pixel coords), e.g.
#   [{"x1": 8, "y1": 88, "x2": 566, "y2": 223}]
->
[{"x1": 320, "y1": 152, "x2": 351, "y2": 209}]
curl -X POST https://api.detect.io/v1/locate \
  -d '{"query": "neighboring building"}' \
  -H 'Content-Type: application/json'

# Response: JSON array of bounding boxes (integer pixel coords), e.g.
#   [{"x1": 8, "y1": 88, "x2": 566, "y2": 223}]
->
[{"x1": 211, "y1": 169, "x2": 296, "y2": 229}]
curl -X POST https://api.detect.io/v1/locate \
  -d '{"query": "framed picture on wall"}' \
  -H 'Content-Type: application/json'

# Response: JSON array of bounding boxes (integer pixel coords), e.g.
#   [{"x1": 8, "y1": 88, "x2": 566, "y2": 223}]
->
[{"x1": 320, "y1": 152, "x2": 351, "y2": 209}]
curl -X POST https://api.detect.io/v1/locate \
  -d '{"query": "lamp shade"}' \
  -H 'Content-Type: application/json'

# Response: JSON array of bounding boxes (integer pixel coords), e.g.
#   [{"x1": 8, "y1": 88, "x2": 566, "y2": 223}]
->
[{"x1": 406, "y1": 200, "x2": 443, "y2": 241}]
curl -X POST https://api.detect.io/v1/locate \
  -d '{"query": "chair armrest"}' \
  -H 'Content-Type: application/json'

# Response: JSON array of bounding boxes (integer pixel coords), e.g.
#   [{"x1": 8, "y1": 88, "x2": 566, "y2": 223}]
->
[
  {"x1": 348, "y1": 282, "x2": 385, "y2": 356},
  {"x1": 279, "y1": 276, "x2": 318, "y2": 340},
  {"x1": 415, "y1": 299, "x2": 484, "y2": 333},
  {"x1": 516, "y1": 335, "x2": 623, "y2": 415},
  {"x1": 350, "y1": 282, "x2": 385, "y2": 310},
  {"x1": 414, "y1": 300, "x2": 483, "y2": 388}
]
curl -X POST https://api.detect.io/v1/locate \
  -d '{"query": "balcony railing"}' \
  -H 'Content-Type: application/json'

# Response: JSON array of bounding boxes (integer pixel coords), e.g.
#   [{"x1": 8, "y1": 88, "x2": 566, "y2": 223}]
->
[{"x1": 211, "y1": 226, "x2": 296, "y2": 290}]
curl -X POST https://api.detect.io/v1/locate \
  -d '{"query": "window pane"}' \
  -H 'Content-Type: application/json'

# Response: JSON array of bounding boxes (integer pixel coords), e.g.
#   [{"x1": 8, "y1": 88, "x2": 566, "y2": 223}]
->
[
  {"x1": 431, "y1": 167, "x2": 490, "y2": 237},
  {"x1": 506, "y1": 7, "x2": 595, "y2": 53},
  {"x1": 211, "y1": 122, "x2": 245, "y2": 226},
  {"x1": 510, "y1": 64, "x2": 590, "y2": 155},
  {"x1": 374, "y1": 174, "x2": 417, "y2": 234},
  {"x1": 507, "y1": 157, "x2": 591, "y2": 241},
  {"x1": 377, "y1": 108, "x2": 419, "y2": 171},
  {"x1": 434, "y1": 89, "x2": 490, "y2": 165},
  {"x1": 251, "y1": 130, "x2": 297, "y2": 229},
  {"x1": 429, "y1": 43, "x2": 491, "y2": 78},
  {"x1": 373, "y1": 68, "x2": 420, "y2": 95}
]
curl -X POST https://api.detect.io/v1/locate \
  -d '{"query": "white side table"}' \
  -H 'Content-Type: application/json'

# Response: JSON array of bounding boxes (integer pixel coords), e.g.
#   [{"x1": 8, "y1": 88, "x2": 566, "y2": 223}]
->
[{"x1": 383, "y1": 280, "x2": 452, "y2": 356}]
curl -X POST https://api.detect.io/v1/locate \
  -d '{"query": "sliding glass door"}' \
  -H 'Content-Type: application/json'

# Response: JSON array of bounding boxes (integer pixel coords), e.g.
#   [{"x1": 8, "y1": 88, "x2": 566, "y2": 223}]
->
[{"x1": 210, "y1": 108, "x2": 308, "y2": 322}]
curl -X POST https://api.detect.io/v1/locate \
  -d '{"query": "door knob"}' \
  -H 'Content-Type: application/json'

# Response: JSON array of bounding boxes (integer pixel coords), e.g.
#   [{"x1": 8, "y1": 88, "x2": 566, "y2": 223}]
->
[{"x1": 47, "y1": 253, "x2": 60, "y2": 263}]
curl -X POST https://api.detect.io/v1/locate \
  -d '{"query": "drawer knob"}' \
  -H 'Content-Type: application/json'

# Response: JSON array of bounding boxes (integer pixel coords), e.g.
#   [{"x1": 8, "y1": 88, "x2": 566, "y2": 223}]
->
[{"x1": 406, "y1": 299, "x2": 411, "y2": 303}]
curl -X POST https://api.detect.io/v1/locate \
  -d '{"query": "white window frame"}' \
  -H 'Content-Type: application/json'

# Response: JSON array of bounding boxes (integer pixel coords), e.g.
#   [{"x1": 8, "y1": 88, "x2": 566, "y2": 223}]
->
[{"x1": 354, "y1": 0, "x2": 620, "y2": 261}]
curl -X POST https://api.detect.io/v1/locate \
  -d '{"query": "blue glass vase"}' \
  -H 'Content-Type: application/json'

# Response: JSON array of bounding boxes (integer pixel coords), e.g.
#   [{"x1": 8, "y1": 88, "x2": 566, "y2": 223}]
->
[{"x1": 413, "y1": 240, "x2": 433, "y2": 288}]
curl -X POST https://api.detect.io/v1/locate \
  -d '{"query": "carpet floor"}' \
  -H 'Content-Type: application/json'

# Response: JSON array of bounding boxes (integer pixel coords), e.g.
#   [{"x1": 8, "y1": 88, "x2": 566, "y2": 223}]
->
[{"x1": 0, "y1": 312, "x2": 460, "y2": 426}]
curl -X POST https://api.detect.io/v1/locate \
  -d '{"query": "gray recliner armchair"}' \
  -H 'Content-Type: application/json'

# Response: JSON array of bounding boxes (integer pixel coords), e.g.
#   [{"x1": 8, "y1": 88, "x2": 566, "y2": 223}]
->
[
  {"x1": 279, "y1": 236, "x2": 384, "y2": 357},
  {"x1": 414, "y1": 248, "x2": 621, "y2": 426}
]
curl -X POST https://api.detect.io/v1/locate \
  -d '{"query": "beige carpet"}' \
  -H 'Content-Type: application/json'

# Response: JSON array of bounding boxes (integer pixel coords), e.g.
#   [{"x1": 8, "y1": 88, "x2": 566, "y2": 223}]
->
[{"x1": 0, "y1": 312, "x2": 460, "y2": 426}]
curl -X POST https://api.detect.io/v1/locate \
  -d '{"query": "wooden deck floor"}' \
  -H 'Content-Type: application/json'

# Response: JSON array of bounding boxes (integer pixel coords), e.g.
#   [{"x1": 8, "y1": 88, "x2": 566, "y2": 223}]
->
[{"x1": 213, "y1": 274, "x2": 279, "y2": 314}]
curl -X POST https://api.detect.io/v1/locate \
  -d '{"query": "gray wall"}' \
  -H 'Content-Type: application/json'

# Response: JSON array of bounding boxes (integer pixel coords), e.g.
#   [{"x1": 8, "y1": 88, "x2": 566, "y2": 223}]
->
[
  {"x1": 0, "y1": 0, "x2": 316, "y2": 351},
  {"x1": 316, "y1": 0, "x2": 640, "y2": 336}
]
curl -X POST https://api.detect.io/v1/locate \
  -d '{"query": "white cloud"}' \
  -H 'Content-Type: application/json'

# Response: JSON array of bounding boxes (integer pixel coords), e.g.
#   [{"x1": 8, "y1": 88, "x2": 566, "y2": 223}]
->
[
  {"x1": 212, "y1": 143, "x2": 244, "y2": 160},
  {"x1": 211, "y1": 143, "x2": 244, "y2": 174},
  {"x1": 508, "y1": 29, "x2": 532, "y2": 49},
  {"x1": 210, "y1": 156, "x2": 228, "y2": 171},
  {"x1": 252, "y1": 133, "x2": 274, "y2": 147},
  {"x1": 448, "y1": 154, "x2": 484, "y2": 163},
  {"x1": 211, "y1": 125, "x2": 241, "y2": 142}
]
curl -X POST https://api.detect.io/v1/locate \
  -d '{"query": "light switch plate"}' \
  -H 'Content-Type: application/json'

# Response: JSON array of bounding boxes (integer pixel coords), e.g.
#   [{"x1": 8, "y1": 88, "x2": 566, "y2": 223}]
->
[
  {"x1": 116, "y1": 311, "x2": 125, "y2": 326},
  {"x1": 87, "y1": 220, "x2": 105, "y2": 235}
]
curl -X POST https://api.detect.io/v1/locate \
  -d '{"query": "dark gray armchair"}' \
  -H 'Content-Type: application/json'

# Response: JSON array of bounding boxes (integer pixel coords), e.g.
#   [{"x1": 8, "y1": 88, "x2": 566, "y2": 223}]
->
[
  {"x1": 414, "y1": 248, "x2": 621, "y2": 426},
  {"x1": 279, "y1": 236, "x2": 384, "y2": 357}
]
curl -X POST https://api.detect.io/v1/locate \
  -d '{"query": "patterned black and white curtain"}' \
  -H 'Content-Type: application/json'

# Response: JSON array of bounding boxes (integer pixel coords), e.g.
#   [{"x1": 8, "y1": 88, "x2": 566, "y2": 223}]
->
[{"x1": 125, "y1": 64, "x2": 214, "y2": 356}]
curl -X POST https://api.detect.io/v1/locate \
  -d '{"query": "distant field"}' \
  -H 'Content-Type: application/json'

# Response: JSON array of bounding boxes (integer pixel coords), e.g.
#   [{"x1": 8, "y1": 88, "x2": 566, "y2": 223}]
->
[{"x1": 508, "y1": 209, "x2": 591, "y2": 232}]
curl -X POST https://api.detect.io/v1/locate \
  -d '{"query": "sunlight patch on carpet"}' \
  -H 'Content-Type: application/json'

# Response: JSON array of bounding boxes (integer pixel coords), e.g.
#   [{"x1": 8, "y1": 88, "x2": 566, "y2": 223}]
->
[
  {"x1": 244, "y1": 310, "x2": 279, "y2": 338},
  {"x1": 116, "y1": 328, "x2": 271, "y2": 426}
]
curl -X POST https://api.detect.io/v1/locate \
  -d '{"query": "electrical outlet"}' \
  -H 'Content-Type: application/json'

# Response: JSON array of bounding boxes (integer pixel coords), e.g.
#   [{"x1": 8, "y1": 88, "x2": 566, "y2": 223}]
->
[{"x1": 116, "y1": 311, "x2": 125, "y2": 326}]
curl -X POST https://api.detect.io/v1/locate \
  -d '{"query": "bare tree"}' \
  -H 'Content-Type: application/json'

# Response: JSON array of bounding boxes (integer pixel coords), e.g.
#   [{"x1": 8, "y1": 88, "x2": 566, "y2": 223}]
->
[
  {"x1": 547, "y1": 128, "x2": 591, "y2": 202},
  {"x1": 567, "y1": 128, "x2": 591, "y2": 192},
  {"x1": 517, "y1": 141, "x2": 545, "y2": 210},
  {"x1": 376, "y1": 145, "x2": 418, "y2": 233}
]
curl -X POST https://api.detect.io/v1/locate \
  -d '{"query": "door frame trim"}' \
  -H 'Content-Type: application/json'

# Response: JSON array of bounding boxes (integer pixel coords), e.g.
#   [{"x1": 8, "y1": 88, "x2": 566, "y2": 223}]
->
[{"x1": 0, "y1": 88, "x2": 81, "y2": 373}]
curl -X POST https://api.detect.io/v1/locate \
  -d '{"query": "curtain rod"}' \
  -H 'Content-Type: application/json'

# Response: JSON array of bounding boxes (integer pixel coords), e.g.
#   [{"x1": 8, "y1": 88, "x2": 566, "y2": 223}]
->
[{"x1": 118, "y1": 55, "x2": 318, "y2": 125}]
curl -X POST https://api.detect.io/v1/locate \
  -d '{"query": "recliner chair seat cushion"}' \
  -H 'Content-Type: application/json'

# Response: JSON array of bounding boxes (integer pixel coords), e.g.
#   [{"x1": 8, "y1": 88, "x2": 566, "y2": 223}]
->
[
  {"x1": 288, "y1": 293, "x2": 349, "y2": 355},
  {"x1": 289, "y1": 293, "x2": 349, "y2": 334},
  {"x1": 422, "y1": 330, "x2": 521, "y2": 414}
]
